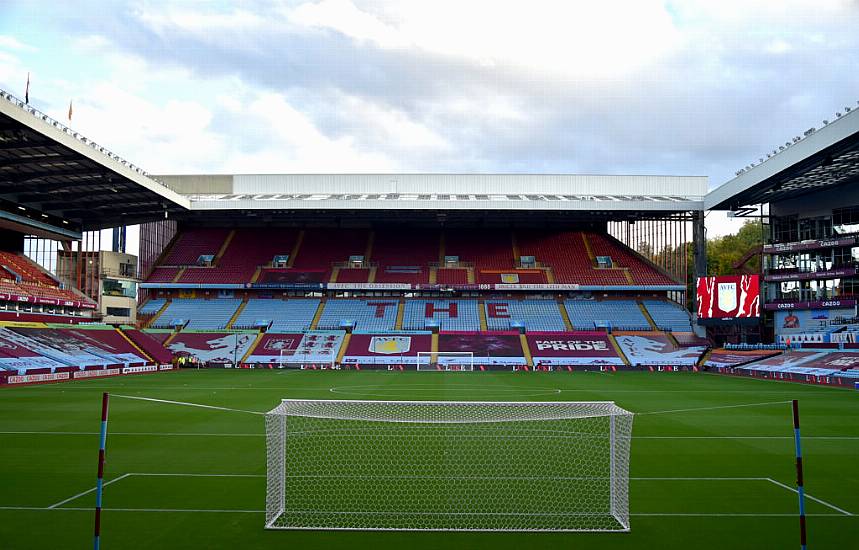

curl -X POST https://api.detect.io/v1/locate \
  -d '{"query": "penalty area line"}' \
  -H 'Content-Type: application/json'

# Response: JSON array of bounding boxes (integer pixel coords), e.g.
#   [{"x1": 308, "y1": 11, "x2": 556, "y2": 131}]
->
[
  {"x1": 4, "y1": 431, "x2": 858, "y2": 441},
  {"x1": 766, "y1": 478, "x2": 853, "y2": 516},
  {"x1": 47, "y1": 473, "x2": 131, "y2": 509},
  {"x1": 0, "y1": 507, "x2": 851, "y2": 518},
  {"x1": 112, "y1": 394, "x2": 266, "y2": 416}
]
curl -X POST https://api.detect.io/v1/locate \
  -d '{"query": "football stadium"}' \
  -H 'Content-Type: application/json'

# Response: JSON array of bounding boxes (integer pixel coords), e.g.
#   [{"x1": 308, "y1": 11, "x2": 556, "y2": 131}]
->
[{"x1": 2, "y1": 14, "x2": 859, "y2": 550}]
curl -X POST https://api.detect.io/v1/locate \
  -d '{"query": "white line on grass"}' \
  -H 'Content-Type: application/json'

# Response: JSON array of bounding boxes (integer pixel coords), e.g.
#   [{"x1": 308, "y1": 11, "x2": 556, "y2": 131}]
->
[
  {"x1": 765, "y1": 478, "x2": 853, "y2": 516},
  {"x1": 12, "y1": 383, "x2": 853, "y2": 394},
  {"x1": 637, "y1": 400, "x2": 792, "y2": 415},
  {"x1": 112, "y1": 394, "x2": 266, "y2": 415},
  {"x1": 0, "y1": 507, "x2": 850, "y2": 518},
  {"x1": 0, "y1": 431, "x2": 265, "y2": 437},
  {"x1": 130, "y1": 472, "x2": 265, "y2": 478},
  {"x1": 4, "y1": 431, "x2": 858, "y2": 441},
  {"x1": 47, "y1": 473, "x2": 131, "y2": 509},
  {"x1": 10, "y1": 474, "x2": 853, "y2": 519}
]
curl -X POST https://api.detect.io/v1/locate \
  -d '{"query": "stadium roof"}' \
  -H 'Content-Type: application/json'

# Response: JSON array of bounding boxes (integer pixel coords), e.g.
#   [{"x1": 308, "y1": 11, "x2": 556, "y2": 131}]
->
[
  {"x1": 160, "y1": 173, "x2": 707, "y2": 223},
  {"x1": 705, "y1": 105, "x2": 859, "y2": 211},
  {"x1": 0, "y1": 90, "x2": 189, "y2": 235}
]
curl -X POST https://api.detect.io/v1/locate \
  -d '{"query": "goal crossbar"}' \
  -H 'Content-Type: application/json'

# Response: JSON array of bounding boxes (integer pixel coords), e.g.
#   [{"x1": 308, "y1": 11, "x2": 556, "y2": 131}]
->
[{"x1": 265, "y1": 399, "x2": 634, "y2": 532}]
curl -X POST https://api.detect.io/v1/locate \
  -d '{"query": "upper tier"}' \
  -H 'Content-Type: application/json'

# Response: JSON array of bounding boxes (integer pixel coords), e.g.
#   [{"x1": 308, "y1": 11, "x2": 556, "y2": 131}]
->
[
  {"x1": 0, "y1": 251, "x2": 95, "y2": 307},
  {"x1": 144, "y1": 228, "x2": 678, "y2": 288}
]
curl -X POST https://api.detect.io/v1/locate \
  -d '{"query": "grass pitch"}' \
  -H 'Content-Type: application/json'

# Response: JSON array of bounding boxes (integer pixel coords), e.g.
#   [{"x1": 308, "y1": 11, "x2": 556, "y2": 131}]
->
[{"x1": 0, "y1": 369, "x2": 856, "y2": 549}]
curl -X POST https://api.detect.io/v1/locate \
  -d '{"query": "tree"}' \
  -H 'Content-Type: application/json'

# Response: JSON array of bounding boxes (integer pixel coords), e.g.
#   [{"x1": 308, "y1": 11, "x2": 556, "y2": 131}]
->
[{"x1": 706, "y1": 220, "x2": 764, "y2": 276}]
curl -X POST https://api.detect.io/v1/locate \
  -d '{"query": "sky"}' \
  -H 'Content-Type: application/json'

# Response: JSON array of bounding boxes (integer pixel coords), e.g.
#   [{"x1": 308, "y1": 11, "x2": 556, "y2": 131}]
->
[{"x1": 1, "y1": 0, "x2": 859, "y2": 241}]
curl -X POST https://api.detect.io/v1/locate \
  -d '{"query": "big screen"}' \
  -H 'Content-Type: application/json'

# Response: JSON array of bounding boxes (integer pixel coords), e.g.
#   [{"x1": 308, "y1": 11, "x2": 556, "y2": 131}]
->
[{"x1": 696, "y1": 274, "x2": 760, "y2": 319}]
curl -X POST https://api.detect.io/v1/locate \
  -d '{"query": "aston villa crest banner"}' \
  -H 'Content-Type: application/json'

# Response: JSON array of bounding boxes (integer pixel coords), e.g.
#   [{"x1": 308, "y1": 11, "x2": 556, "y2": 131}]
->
[
  {"x1": 369, "y1": 336, "x2": 412, "y2": 355},
  {"x1": 717, "y1": 282, "x2": 737, "y2": 313}
]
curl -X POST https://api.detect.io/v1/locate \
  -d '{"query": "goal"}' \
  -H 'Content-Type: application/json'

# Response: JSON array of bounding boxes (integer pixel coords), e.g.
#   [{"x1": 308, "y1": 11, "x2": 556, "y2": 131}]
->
[
  {"x1": 265, "y1": 399, "x2": 634, "y2": 532},
  {"x1": 416, "y1": 351, "x2": 474, "y2": 371}
]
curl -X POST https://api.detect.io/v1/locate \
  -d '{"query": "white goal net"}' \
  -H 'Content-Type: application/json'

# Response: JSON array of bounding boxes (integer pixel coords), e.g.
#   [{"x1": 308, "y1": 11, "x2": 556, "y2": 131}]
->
[
  {"x1": 265, "y1": 399, "x2": 634, "y2": 532},
  {"x1": 416, "y1": 352, "x2": 474, "y2": 371}
]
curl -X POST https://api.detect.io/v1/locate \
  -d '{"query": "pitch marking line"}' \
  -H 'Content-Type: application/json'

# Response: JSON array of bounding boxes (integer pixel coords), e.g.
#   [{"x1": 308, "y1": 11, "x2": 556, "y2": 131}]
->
[
  {"x1": 48, "y1": 473, "x2": 131, "y2": 509},
  {"x1": 38, "y1": 474, "x2": 854, "y2": 517},
  {"x1": 765, "y1": 478, "x2": 853, "y2": 516},
  {"x1": 0, "y1": 506, "x2": 851, "y2": 518},
  {"x1": 4, "y1": 431, "x2": 858, "y2": 441}
]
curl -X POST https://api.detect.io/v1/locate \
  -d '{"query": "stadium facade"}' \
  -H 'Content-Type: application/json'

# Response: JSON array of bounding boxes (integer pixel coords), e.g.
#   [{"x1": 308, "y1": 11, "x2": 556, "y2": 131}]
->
[{"x1": 1, "y1": 85, "x2": 858, "y2": 382}]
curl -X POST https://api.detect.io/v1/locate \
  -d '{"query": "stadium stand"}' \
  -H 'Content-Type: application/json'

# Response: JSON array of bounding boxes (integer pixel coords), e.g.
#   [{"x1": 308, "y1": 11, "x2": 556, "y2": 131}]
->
[
  {"x1": 445, "y1": 230, "x2": 514, "y2": 270},
  {"x1": 642, "y1": 300, "x2": 693, "y2": 331},
  {"x1": 0, "y1": 251, "x2": 57, "y2": 285},
  {"x1": 256, "y1": 268, "x2": 326, "y2": 284},
  {"x1": 527, "y1": 331, "x2": 625, "y2": 366},
  {"x1": 484, "y1": 300, "x2": 566, "y2": 331},
  {"x1": 151, "y1": 298, "x2": 241, "y2": 330},
  {"x1": 165, "y1": 331, "x2": 257, "y2": 364},
  {"x1": 335, "y1": 268, "x2": 371, "y2": 283},
  {"x1": 437, "y1": 331, "x2": 526, "y2": 366},
  {"x1": 518, "y1": 230, "x2": 623, "y2": 285},
  {"x1": 341, "y1": 332, "x2": 433, "y2": 366},
  {"x1": 436, "y1": 268, "x2": 469, "y2": 285},
  {"x1": 139, "y1": 298, "x2": 167, "y2": 316},
  {"x1": 0, "y1": 251, "x2": 91, "y2": 304},
  {"x1": 402, "y1": 300, "x2": 480, "y2": 331},
  {"x1": 122, "y1": 328, "x2": 174, "y2": 363},
  {"x1": 614, "y1": 332, "x2": 705, "y2": 366},
  {"x1": 161, "y1": 228, "x2": 230, "y2": 266},
  {"x1": 141, "y1": 226, "x2": 681, "y2": 289},
  {"x1": 587, "y1": 233, "x2": 676, "y2": 285},
  {"x1": 146, "y1": 267, "x2": 181, "y2": 283},
  {"x1": 0, "y1": 326, "x2": 149, "y2": 373},
  {"x1": 291, "y1": 229, "x2": 369, "y2": 280},
  {"x1": 245, "y1": 331, "x2": 345, "y2": 365},
  {"x1": 316, "y1": 299, "x2": 398, "y2": 331},
  {"x1": 232, "y1": 298, "x2": 321, "y2": 332},
  {"x1": 179, "y1": 229, "x2": 299, "y2": 283},
  {"x1": 565, "y1": 299, "x2": 650, "y2": 331},
  {"x1": 372, "y1": 230, "x2": 438, "y2": 284}
]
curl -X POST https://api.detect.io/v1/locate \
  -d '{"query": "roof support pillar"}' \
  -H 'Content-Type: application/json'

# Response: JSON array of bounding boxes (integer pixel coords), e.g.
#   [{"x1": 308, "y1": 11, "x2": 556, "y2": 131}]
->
[{"x1": 692, "y1": 210, "x2": 706, "y2": 313}]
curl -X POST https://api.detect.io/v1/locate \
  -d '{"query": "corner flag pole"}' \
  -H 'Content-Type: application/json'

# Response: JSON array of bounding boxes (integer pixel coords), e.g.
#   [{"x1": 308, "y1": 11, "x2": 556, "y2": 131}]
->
[
  {"x1": 94, "y1": 392, "x2": 110, "y2": 550},
  {"x1": 792, "y1": 399, "x2": 807, "y2": 550}
]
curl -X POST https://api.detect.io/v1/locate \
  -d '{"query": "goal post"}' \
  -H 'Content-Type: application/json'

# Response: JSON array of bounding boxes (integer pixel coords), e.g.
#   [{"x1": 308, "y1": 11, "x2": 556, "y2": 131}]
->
[
  {"x1": 265, "y1": 399, "x2": 634, "y2": 532},
  {"x1": 416, "y1": 351, "x2": 474, "y2": 371}
]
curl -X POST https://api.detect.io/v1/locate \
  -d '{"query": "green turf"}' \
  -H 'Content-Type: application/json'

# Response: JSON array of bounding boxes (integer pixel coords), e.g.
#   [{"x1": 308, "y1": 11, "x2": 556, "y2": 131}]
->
[{"x1": 0, "y1": 369, "x2": 856, "y2": 549}]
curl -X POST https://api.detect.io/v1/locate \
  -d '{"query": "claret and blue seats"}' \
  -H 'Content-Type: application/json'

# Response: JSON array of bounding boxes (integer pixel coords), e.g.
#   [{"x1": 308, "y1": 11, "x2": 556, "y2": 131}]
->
[
  {"x1": 566, "y1": 299, "x2": 650, "y2": 331},
  {"x1": 232, "y1": 298, "x2": 321, "y2": 332},
  {"x1": 402, "y1": 300, "x2": 480, "y2": 331},
  {"x1": 139, "y1": 298, "x2": 167, "y2": 316},
  {"x1": 642, "y1": 300, "x2": 693, "y2": 332},
  {"x1": 316, "y1": 299, "x2": 399, "y2": 331},
  {"x1": 152, "y1": 298, "x2": 241, "y2": 330},
  {"x1": 484, "y1": 300, "x2": 566, "y2": 331}
]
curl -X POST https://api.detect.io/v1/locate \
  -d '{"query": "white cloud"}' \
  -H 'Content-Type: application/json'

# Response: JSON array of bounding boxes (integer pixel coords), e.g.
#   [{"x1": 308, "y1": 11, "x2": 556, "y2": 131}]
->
[
  {"x1": 136, "y1": 7, "x2": 268, "y2": 36},
  {"x1": 291, "y1": 0, "x2": 409, "y2": 49},
  {"x1": 67, "y1": 83, "x2": 224, "y2": 173},
  {"x1": 0, "y1": 35, "x2": 37, "y2": 52},
  {"x1": 223, "y1": 91, "x2": 397, "y2": 173},
  {"x1": 288, "y1": 0, "x2": 680, "y2": 78}
]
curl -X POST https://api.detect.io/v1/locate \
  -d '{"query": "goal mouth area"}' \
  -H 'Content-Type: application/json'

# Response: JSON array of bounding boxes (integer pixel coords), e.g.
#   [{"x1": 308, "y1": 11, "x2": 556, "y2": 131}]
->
[
  {"x1": 266, "y1": 399, "x2": 634, "y2": 533},
  {"x1": 267, "y1": 399, "x2": 633, "y2": 424},
  {"x1": 265, "y1": 511, "x2": 630, "y2": 532}
]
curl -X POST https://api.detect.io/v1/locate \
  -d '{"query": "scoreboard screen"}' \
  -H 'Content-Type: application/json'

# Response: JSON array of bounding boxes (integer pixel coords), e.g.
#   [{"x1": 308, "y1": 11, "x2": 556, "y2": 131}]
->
[{"x1": 696, "y1": 275, "x2": 760, "y2": 319}]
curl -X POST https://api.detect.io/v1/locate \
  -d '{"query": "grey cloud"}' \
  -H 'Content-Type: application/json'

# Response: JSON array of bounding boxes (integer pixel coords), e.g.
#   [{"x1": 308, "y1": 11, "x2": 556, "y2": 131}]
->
[{"x1": 23, "y1": 1, "x2": 859, "y2": 185}]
